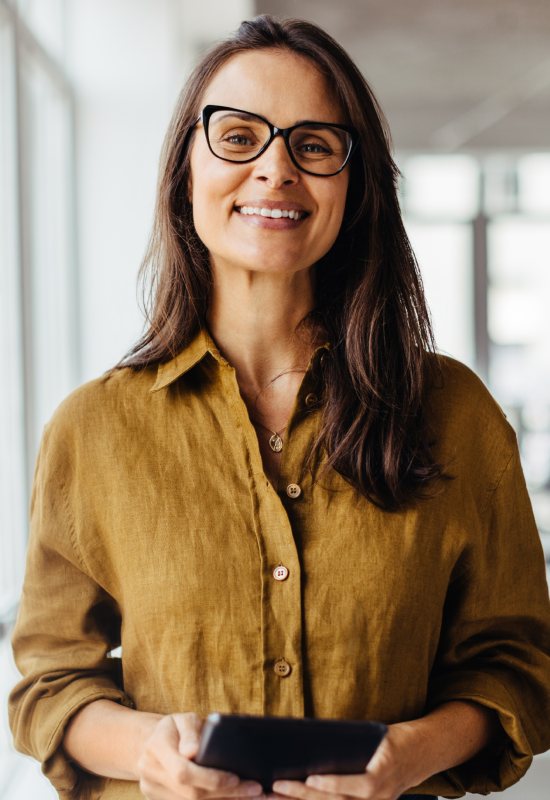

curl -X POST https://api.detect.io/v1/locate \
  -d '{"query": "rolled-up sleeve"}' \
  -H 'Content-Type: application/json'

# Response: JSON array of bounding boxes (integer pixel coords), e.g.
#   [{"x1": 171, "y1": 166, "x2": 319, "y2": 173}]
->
[
  {"x1": 8, "y1": 429, "x2": 132, "y2": 800},
  {"x1": 423, "y1": 446, "x2": 550, "y2": 796}
]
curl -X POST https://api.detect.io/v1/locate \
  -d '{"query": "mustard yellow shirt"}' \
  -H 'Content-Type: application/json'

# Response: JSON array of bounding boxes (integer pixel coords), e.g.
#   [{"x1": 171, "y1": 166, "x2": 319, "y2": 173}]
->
[{"x1": 9, "y1": 329, "x2": 550, "y2": 799}]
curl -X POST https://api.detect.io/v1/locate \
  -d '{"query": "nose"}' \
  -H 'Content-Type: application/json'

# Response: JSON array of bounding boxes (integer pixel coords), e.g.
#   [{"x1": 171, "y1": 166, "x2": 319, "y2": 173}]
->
[{"x1": 251, "y1": 134, "x2": 299, "y2": 187}]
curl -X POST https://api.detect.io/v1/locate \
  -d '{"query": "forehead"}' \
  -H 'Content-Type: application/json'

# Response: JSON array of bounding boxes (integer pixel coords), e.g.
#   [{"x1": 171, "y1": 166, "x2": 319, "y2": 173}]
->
[{"x1": 200, "y1": 49, "x2": 347, "y2": 128}]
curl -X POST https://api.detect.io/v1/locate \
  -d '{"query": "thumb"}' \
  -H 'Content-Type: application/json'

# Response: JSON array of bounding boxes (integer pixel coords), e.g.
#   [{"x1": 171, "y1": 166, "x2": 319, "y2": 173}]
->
[{"x1": 173, "y1": 712, "x2": 203, "y2": 758}]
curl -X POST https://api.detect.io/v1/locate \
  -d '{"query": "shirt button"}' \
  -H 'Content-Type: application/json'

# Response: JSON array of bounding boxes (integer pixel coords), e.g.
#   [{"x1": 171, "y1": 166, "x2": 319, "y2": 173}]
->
[
  {"x1": 286, "y1": 483, "x2": 301, "y2": 499},
  {"x1": 274, "y1": 659, "x2": 291, "y2": 677},
  {"x1": 273, "y1": 565, "x2": 289, "y2": 581},
  {"x1": 305, "y1": 393, "x2": 318, "y2": 408}
]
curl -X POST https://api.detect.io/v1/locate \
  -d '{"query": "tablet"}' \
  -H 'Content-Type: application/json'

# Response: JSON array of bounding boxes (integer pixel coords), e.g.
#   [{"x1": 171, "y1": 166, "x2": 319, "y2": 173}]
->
[{"x1": 194, "y1": 713, "x2": 387, "y2": 792}]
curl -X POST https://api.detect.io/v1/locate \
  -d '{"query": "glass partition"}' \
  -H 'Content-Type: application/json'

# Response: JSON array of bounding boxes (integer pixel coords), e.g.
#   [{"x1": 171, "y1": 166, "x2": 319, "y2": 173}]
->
[{"x1": 400, "y1": 152, "x2": 550, "y2": 569}]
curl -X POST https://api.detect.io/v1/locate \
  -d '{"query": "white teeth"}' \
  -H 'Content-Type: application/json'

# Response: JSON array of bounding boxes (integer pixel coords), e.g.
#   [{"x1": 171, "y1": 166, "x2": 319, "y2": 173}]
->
[{"x1": 238, "y1": 206, "x2": 302, "y2": 219}]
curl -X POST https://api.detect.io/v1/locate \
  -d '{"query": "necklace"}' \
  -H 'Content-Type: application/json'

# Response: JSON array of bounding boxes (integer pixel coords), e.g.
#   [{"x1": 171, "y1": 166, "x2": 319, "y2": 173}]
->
[{"x1": 250, "y1": 417, "x2": 287, "y2": 453}]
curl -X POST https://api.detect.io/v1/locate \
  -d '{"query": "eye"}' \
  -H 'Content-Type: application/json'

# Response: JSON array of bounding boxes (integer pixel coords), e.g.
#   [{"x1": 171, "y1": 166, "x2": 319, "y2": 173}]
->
[
  {"x1": 290, "y1": 126, "x2": 347, "y2": 160},
  {"x1": 299, "y1": 141, "x2": 331, "y2": 155},
  {"x1": 218, "y1": 126, "x2": 262, "y2": 147},
  {"x1": 225, "y1": 134, "x2": 254, "y2": 146}
]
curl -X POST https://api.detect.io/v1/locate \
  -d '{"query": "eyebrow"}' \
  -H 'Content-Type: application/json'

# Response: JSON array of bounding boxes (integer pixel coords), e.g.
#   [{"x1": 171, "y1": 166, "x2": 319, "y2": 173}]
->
[
  {"x1": 215, "y1": 110, "x2": 339, "y2": 128},
  {"x1": 215, "y1": 111, "x2": 262, "y2": 123}
]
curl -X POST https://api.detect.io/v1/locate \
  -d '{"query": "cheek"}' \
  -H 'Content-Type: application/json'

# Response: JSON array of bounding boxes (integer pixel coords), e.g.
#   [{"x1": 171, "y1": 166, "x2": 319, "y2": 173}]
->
[
  {"x1": 190, "y1": 142, "x2": 217, "y2": 203},
  {"x1": 315, "y1": 177, "x2": 349, "y2": 235},
  {"x1": 190, "y1": 168, "x2": 230, "y2": 247},
  {"x1": 190, "y1": 150, "x2": 243, "y2": 230}
]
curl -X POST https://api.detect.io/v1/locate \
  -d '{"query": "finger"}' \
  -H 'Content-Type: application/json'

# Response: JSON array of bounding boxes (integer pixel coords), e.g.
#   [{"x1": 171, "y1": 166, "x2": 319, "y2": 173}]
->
[
  {"x1": 143, "y1": 735, "x2": 225, "y2": 795},
  {"x1": 173, "y1": 712, "x2": 204, "y2": 758},
  {"x1": 150, "y1": 716, "x2": 243, "y2": 793},
  {"x1": 175, "y1": 758, "x2": 264, "y2": 796},
  {"x1": 307, "y1": 774, "x2": 377, "y2": 799},
  {"x1": 174, "y1": 757, "x2": 247, "y2": 793},
  {"x1": 208, "y1": 790, "x2": 266, "y2": 800},
  {"x1": 144, "y1": 718, "x2": 197, "y2": 785},
  {"x1": 270, "y1": 781, "x2": 347, "y2": 800},
  {"x1": 206, "y1": 783, "x2": 266, "y2": 799},
  {"x1": 305, "y1": 774, "x2": 374, "y2": 798},
  {"x1": 143, "y1": 782, "x2": 251, "y2": 800}
]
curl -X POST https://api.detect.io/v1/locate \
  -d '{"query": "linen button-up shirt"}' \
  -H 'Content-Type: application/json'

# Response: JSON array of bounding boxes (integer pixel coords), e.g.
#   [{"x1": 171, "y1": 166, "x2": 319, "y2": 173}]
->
[{"x1": 9, "y1": 328, "x2": 550, "y2": 800}]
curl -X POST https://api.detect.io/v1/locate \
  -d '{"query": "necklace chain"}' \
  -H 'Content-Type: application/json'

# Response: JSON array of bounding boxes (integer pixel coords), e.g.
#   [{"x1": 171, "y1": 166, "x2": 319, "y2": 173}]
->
[
  {"x1": 249, "y1": 416, "x2": 287, "y2": 437},
  {"x1": 245, "y1": 353, "x2": 317, "y2": 453},
  {"x1": 249, "y1": 415, "x2": 287, "y2": 453}
]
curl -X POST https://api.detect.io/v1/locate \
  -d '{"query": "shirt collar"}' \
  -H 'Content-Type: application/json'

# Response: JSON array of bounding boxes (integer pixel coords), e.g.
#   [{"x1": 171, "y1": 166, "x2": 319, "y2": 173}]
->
[
  {"x1": 150, "y1": 326, "x2": 331, "y2": 393},
  {"x1": 149, "y1": 327, "x2": 227, "y2": 393}
]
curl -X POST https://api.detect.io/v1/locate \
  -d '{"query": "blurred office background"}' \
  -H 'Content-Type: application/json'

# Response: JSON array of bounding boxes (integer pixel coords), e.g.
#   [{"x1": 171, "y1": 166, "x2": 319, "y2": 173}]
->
[{"x1": 0, "y1": 0, "x2": 549, "y2": 796}]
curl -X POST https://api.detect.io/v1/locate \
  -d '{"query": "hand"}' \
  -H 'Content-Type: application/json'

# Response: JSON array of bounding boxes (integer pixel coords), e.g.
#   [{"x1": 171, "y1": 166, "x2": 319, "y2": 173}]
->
[
  {"x1": 137, "y1": 711, "x2": 265, "y2": 800},
  {"x1": 270, "y1": 725, "x2": 415, "y2": 800},
  {"x1": 270, "y1": 701, "x2": 501, "y2": 800}
]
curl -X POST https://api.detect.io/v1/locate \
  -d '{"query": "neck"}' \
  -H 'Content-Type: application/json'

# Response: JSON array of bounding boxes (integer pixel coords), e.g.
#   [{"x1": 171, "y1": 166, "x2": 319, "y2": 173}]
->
[{"x1": 206, "y1": 263, "x2": 319, "y2": 394}]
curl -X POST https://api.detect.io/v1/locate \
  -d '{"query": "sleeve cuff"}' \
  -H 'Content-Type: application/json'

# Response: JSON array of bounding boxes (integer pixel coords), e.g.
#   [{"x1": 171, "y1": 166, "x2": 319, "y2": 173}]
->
[
  {"x1": 412, "y1": 669, "x2": 534, "y2": 796},
  {"x1": 11, "y1": 673, "x2": 133, "y2": 800}
]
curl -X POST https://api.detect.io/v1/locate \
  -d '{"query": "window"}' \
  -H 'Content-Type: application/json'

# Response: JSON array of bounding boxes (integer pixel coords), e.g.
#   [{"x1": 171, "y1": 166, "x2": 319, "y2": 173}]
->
[
  {"x1": 0, "y1": 1, "x2": 76, "y2": 795},
  {"x1": 400, "y1": 152, "x2": 550, "y2": 570}
]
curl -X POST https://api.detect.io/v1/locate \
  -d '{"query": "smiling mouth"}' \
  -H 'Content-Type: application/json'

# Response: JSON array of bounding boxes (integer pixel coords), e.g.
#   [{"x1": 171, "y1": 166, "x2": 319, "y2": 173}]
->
[{"x1": 235, "y1": 205, "x2": 308, "y2": 220}]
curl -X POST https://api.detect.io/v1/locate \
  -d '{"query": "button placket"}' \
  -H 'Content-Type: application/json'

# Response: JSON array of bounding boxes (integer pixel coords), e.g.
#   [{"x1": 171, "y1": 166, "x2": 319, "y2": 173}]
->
[
  {"x1": 215, "y1": 362, "x2": 304, "y2": 716},
  {"x1": 252, "y1": 355, "x2": 325, "y2": 716}
]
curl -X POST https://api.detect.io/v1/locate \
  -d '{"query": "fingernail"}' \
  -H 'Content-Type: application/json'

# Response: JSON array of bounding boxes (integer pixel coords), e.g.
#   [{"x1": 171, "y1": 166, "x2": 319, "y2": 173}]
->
[
  {"x1": 273, "y1": 781, "x2": 290, "y2": 793},
  {"x1": 247, "y1": 783, "x2": 263, "y2": 795},
  {"x1": 226, "y1": 775, "x2": 240, "y2": 787},
  {"x1": 306, "y1": 776, "x2": 322, "y2": 788}
]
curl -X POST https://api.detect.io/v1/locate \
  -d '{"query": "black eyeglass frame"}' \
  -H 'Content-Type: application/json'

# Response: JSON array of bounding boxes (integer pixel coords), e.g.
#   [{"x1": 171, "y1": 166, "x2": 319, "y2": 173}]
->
[{"x1": 191, "y1": 104, "x2": 361, "y2": 177}]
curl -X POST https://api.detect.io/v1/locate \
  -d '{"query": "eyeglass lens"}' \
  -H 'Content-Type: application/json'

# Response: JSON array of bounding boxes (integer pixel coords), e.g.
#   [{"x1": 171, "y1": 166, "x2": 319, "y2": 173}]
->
[{"x1": 207, "y1": 110, "x2": 352, "y2": 175}]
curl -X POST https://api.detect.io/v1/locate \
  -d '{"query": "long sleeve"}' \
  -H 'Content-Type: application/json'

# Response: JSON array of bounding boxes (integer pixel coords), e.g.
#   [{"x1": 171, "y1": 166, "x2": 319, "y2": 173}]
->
[
  {"x1": 8, "y1": 428, "x2": 133, "y2": 800},
  {"x1": 421, "y1": 446, "x2": 550, "y2": 796}
]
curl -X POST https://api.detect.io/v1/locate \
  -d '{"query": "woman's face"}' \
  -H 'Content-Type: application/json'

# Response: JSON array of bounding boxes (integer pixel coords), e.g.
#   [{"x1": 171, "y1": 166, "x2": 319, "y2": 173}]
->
[{"x1": 188, "y1": 49, "x2": 350, "y2": 277}]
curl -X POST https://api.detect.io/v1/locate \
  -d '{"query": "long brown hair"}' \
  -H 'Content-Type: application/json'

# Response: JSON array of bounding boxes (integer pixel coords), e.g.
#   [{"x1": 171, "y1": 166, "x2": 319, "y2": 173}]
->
[{"x1": 119, "y1": 15, "x2": 447, "y2": 510}]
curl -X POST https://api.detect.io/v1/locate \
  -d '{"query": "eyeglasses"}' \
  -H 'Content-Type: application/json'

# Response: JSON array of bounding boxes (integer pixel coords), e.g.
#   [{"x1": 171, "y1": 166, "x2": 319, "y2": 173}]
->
[{"x1": 192, "y1": 105, "x2": 360, "y2": 177}]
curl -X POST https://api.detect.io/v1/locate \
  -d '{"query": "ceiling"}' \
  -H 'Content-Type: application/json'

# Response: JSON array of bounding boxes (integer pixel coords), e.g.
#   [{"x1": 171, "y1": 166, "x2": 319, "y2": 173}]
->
[{"x1": 256, "y1": 0, "x2": 550, "y2": 152}]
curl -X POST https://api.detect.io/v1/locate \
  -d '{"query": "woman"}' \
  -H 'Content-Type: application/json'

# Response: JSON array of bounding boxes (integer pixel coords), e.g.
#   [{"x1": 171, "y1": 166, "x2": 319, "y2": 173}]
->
[{"x1": 9, "y1": 15, "x2": 550, "y2": 800}]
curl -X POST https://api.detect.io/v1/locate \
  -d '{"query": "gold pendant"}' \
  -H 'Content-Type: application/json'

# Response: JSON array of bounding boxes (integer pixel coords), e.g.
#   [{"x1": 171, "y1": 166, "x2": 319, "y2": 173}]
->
[{"x1": 269, "y1": 432, "x2": 283, "y2": 453}]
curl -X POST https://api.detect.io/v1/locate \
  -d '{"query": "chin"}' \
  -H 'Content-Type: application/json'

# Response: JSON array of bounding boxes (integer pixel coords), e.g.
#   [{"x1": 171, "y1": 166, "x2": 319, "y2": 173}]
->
[{"x1": 219, "y1": 247, "x2": 310, "y2": 275}]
